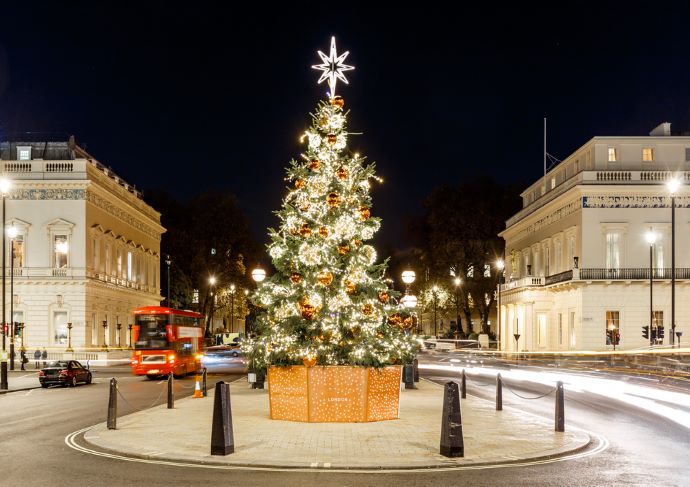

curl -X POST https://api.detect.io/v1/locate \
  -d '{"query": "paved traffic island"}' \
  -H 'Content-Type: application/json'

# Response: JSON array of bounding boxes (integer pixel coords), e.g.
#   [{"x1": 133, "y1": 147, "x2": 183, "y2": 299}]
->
[{"x1": 83, "y1": 378, "x2": 591, "y2": 470}]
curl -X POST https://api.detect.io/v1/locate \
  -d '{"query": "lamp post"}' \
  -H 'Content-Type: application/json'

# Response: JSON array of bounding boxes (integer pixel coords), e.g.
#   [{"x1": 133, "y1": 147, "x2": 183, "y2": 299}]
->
[
  {"x1": 667, "y1": 178, "x2": 680, "y2": 346},
  {"x1": 165, "y1": 255, "x2": 172, "y2": 308},
  {"x1": 127, "y1": 324, "x2": 133, "y2": 349},
  {"x1": 496, "y1": 259, "x2": 505, "y2": 350},
  {"x1": 646, "y1": 231, "x2": 657, "y2": 347},
  {"x1": 102, "y1": 320, "x2": 109, "y2": 351},
  {"x1": 1, "y1": 178, "x2": 10, "y2": 389},
  {"x1": 208, "y1": 276, "x2": 217, "y2": 333},
  {"x1": 229, "y1": 284, "x2": 236, "y2": 333},
  {"x1": 7, "y1": 226, "x2": 17, "y2": 369},
  {"x1": 116, "y1": 322, "x2": 122, "y2": 350},
  {"x1": 453, "y1": 277, "x2": 462, "y2": 337},
  {"x1": 66, "y1": 323, "x2": 74, "y2": 352},
  {"x1": 432, "y1": 285, "x2": 439, "y2": 338},
  {"x1": 401, "y1": 269, "x2": 416, "y2": 330}
]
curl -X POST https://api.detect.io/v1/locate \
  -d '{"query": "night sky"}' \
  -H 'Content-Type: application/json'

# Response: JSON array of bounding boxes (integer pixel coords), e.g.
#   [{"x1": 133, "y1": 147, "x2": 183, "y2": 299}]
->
[{"x1": 3, "y1": 3, "x2": 690, "y2": 249}]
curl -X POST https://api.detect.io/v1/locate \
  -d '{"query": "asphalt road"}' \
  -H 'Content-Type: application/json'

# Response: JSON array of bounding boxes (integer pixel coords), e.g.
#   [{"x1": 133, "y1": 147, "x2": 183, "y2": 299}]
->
[{"x1": 2, "y1": 358, "x2": 690, "y2": 487}]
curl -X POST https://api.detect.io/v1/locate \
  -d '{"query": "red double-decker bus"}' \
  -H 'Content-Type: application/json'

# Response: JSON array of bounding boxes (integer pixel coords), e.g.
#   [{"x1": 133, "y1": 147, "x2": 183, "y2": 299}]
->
[{"x1": 131, "y1": 306, "x2": 205, "y2": 379}]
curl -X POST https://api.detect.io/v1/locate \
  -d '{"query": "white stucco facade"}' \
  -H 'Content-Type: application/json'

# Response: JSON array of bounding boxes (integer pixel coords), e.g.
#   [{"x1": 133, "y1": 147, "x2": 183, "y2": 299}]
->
[
  {"x1": 1, "y1": 140, "x2": 164, "y2": 353},
  {"x1": 499, "y1": 126, "x2": 690, "y2": 352}
]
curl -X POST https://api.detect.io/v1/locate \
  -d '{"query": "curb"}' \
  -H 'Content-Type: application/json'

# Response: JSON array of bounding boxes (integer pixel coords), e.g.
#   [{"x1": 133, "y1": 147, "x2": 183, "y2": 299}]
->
[
  {"x1": 0, "y1": 386, "x2": 41, "y2": 395},
  {"x1": 80, "y1": 421, "x2": 594, "y2": 471}
]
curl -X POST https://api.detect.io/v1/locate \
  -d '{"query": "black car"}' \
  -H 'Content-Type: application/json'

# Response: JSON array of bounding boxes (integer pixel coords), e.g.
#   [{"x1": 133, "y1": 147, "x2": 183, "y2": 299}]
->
[{"x1": 39, "y1": 360, "x2": 93, "y2": 388}]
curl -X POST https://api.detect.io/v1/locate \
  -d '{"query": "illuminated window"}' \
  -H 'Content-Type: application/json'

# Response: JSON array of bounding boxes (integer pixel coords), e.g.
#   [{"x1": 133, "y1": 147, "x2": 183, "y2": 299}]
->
[
  {"x1": 605, "y1": 232, "x2": 621, "y2": 269},
  {"x1": 608, "y1": 147, "x2": 617, "y2": 162},
  {"x1": 653, "y1": 311, "x2": 663, "y2": 328},
  {"x1": 127, "y1": 251, "x2": 133, "y2": 281},
  {"x1": 54, "y1": 235, "x2": 68, "y2": 268},
  {"x1": 642, "y1": 148, "x2": 653, "y2": 161},
  {"x1": 17, "y1": 146, "x2": 31, "y2": 161},
  {"x1": 11, "y1": 235, "x2": 24, "y2": 268}
]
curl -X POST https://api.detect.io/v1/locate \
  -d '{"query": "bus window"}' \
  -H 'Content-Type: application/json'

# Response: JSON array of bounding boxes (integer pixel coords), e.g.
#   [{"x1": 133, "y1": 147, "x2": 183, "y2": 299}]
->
[{"x1": 135, "y1": 315, "x2": 169, "y2": 349}]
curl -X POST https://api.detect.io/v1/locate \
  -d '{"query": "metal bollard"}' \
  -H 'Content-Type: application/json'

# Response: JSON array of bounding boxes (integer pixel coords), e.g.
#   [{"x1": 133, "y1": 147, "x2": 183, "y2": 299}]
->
[
  {"x1": 211, "y1": 381, "x2": 235, "y2": 455},
  {"x1": 439, "y1": 381, "x2": 464, "y2": 457},
  {"x1": 167, "y1": 372, "x2": 174, "y2": 409},
  {"x1": 202, "y1": 367, "x2": 208, "y2": 397},
  {"x1": 252, "y1": 370, "x2": 265, "y2": 390},
  {"x1": 403, "y1": 363, "x2": 416, "y2": 389},
  {"x1": 107, "y1": 378, "x2": 117, "y2": 430},
  {"x1": 496, "y1": 373, "x2": 503, "y2": 411},
  {"x1": 461, "y1": 369, "x2": 466, "y2": 399},
  {"x1": 1, "y1": 362, "x2": 7, "y2": 390},
  {"x1": 413, "y1": 358, "x2": 419, "y2": 382},
  {"x1": 555, "y1": 381, "x2": 565, "y2": 432}
]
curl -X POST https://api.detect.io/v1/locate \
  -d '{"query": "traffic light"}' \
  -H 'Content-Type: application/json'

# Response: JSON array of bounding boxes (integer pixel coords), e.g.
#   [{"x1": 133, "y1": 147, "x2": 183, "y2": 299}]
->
[
  {"x1": 642, "y1": 325, "x2": 649, "y2": 339},
  {"x1": 657, "y1": 326, "x2": 665, "y2": 341},
  {"x1": 651, "y1": 328, "x2": 657, "y2": 342}
]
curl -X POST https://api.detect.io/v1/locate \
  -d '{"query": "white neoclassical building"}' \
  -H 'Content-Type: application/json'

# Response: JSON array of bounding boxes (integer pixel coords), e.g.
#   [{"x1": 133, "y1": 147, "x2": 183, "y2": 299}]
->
[
  {"x1": 1, "y1": 137, "x2": 164, "y2": 353},
  {"x1": 499, "y1": 123, "x2": 689, "y2": 352}
]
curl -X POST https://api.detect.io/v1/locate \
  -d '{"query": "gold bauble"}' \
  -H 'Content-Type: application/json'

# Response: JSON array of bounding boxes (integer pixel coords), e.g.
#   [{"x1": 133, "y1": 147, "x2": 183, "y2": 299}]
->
[
  {"x1": 290, "y1": 272, "x2": 302, "y2": 284},
  {"x1": 402, "y1": 316, "x2": 414, "y2": 330},
  {"x1": 309, "y1": 159, "x2": 321, "y2": 171},
  {"x1": 377, "y1": 291, "x2": 389, "y2": 304},
  {"x1": 327, "y1": 134, "x2": 337, "y2": 144},
  {"x1": 338, "y1": 245, "x2": 350, "y2": 255},
  {"x1": 299, "y1": 297, "x2": 317, "y2": 320},
  {"x1": 330, "y1": 96, "x2": 344, "y2": 108},
  {"x1": 319, "y1": 226, "x2": 329, "y2": 238},
  {"x1": 359, "y1": 206, "x2": 371, "y2": 221},
  {"x1": 327, "y1": 192, "x2": 340, "y2": 208},
  {"x1": 294, "y1": 179, "x2": 305, "y2": 189},
  {"x1": 337, "y1": 167, "x2": 349, "y2": 180},
  {"x1": 317, "y1": 271, "x2": 334, "y2": 286},
  {"x1": 353, "y1": 239, "x2": 362, "y2": 248},
  {"x1": 303, "y1": 356, "x2": 317, "y2": 367},
  {"x1": 299, "y1": 223, "x2": 312, "y2": 238},
  {"x1": 388, "y1": 313, "x2": 402, "y2": 327},
  {"x1": 362, "y1": 304, "x2": 373, "y2": 315},
  {"x1": 300, "y1": 203, "x2": 310, "y2": 211},
  {"x1": 345, "y1": 280, "x2": 356, "y2": 295},
  {"x1": 352, "y1": 325, "x2": 362, "y2": 336}
]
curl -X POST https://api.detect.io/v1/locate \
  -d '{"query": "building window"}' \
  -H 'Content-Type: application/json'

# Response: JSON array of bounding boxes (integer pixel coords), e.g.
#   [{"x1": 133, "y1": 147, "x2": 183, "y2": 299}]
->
[
  {"x1": 54, "y1": 235, "x2": 69, "y2": 268},
  {"x1": 555, "y1": 239, "x2": 562, "y2": 273},
  {"x1": 538, "y1": 314, "x2": 547, "y2": 347},
  {"x1": 558, "y1": 313, "x2": 563, "y2": 346},
  {"x1": 642, "y1": 148, "x2": 653, "y2": 162},
  {"x1": 11, "y1": 235, "x2": 24, "y2": 268},
  {"x1": 605, "y1": 311, "x2": 620, "y2": 346},
  {"x1": 17, "y1": 146, "x2": 31, "y2": 161},
  {"x1": 53, "y1": 311, "x2": 68, "y2": 345},
  {"x1": 685, "y1": 148, "x2": 690, "y2": 162},
  {"x1": 544, "y1": 245, "x2": 550, "y2": 276},
  {"x1": 117, "y1": 249, "x2": 123, "y2": 277},
  {"x1": 127, "y1": 251, "x2": 133, "y2": 281},
  {"x1": 569, "y1": 311, "x2": 576, "y2": 348},
  {"x1": 605, "y1": 232, "x2": 621, "y2": 269},
  {"x1": 105, "y1": 244, "x2": 112, "y2": 275},
  {"x1": 551, "y1": 177, "x2": 556, "y2": 189},
  {"x1": 653, "y1": 310, "x2": 663, "y2": 329},
  {"x1": 608, "y1": 147, "x2": 617, "y2": 162},
  {"x1": 93, "y1": 239, "x2": 99, "y2": 270},
  {"x1": 483, "y1": 264, "x2": 491, "y2": 278},
  {"x1": 91, "y1": 313, "x2": 98, "y2": 346}
]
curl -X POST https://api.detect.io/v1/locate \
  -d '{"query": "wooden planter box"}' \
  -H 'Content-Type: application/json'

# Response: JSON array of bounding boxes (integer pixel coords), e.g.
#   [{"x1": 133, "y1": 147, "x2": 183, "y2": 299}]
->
[{"x1": 267, "y1": 365, "x2": 402, "y2": 422}]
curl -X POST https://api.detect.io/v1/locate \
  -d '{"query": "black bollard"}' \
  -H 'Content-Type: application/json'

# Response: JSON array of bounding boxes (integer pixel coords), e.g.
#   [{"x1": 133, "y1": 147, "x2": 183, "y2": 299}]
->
[
  {"x1": 1, "y1": 362, "x2": 7, "y2": 390},
  {"x1": 496, "y1": 373, "x2": 503, "y2": 411},
  {"x1": 461, "y1": 370, "x2": 467, "y2": 399},
  {"x1": 202, "y1": 367, "x2": 208, "y2": 397},
  {"x1": 252, "y1": 370, "x2": 265, "y2": 390},
  {"x1": 107, "y1": 378, "x2": 117, "y2": 430},
  {"x1": 167, "y1": 372, "x2": 174, "y2": 409},
  {"x1": 440, "y1": 381, "x2": 464, "y2": 457},
  {"x1": 403, "y1": 363, "x2": 416, "y2": 389},
  {"x1": 555, "y1": 381, "x2": 565, "y2": 432},
  {"x1": 413, "y1": 358, "x2": 419, "y2": 382},
  {"x1": 211, "y1": 381, "x2": 235, "y2": 455}
]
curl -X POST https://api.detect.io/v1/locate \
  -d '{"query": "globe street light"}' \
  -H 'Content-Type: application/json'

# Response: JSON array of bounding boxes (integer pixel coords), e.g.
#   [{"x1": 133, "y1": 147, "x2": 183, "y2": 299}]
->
[
  {"x1": 208, "y1": 276, "x2": 217, "y2": 334},
  {"x1": 7, "y1": 226, "x2": 17, "y2": 369},
  {"x1": 667, "y1": 177, "x2": 680, "y2": 345},
  {"x1": 229, "y1": 284, "x2": 236, "y2": 332},
  {"x1": 1, "y1": 177, "x2": 11, "y2": 390},
  {"x1": 496, "y1": 259, "x2": 505, "y2": 350},
  {"x1": 646, "y1": 231, "x2": 657, "y2": 347},
  {"x1": 401, "y1": 270, "x2": 416, "y2": 286},
  {"x1": 251, "y1": 267, "x2": 266, "y2": 283}
]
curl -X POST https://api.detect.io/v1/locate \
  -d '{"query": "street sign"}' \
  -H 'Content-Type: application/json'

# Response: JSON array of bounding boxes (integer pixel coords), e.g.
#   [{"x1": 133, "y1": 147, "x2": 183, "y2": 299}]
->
[{"x1": 0, "y1": 351, "x2": 8, "y2": 362}]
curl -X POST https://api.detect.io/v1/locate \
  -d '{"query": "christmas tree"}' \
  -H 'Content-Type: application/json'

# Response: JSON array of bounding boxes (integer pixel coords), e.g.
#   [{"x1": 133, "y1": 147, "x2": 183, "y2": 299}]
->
[{"x1": 246, "y1": 38, "x2": 418, "y2": 373}]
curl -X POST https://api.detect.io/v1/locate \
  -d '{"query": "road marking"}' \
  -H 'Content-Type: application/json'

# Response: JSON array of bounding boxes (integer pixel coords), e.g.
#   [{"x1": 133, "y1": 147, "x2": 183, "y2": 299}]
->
[
  {"x1": 65, "y1": 426, "x2": 608, "y2": 473},
  {"x1": 23, "y1": 390, "x2": 33, "y2": 396}
]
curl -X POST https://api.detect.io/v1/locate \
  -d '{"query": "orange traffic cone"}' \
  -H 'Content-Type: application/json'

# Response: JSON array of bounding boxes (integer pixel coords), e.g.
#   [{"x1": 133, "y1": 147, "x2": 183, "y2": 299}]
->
[{"x1": 193, "y1": 375, "x2": 203, "y2": 398}]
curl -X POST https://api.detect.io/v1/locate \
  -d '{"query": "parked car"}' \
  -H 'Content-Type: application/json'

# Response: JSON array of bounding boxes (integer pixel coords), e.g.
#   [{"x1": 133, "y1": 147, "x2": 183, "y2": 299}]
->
[
  {"x1": 201, "y1": 345, "x2": 247, "y2": 373},
  {"x1": 39, "y1": 360, "x2": 92, "y2": 388},
  {"x1": 423, "y1": 338, "x2": 481, "y2": 351}
]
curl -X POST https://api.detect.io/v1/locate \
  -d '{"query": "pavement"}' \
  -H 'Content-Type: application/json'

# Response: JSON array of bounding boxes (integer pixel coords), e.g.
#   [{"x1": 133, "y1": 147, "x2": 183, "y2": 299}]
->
[
  {"x1": 83, "y1": 377, "x2": 591, "y2": 470},
  {"x1": 0, "y1": 368, "x2": 42, "y2": 394}
]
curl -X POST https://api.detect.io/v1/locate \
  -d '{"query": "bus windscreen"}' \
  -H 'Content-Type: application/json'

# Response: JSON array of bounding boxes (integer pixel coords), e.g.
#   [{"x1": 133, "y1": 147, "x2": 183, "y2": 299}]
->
[{"x1": 135, "y1": 315, "x2": 169, "y2": 349}]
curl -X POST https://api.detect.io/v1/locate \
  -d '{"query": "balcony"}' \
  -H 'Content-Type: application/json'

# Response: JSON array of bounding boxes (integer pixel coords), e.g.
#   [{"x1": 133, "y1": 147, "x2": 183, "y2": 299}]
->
[{"x1": 502, "y1": 267, "x2": 690, "y2": 291}]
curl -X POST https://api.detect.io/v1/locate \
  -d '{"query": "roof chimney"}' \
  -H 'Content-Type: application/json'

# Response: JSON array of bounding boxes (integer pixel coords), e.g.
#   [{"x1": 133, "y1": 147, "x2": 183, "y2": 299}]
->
[{"x1": 649, "y1": 122, "x2": 671, "y2": 136}]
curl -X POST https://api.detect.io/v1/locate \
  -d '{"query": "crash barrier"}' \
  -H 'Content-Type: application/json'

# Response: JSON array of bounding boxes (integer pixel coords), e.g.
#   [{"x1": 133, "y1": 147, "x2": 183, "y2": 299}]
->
[
  {"x1": 462, "y1": 371, "x2": 565, "y2": 431},
  {"x1": 211, "y1": 381, "x2": 235, "y2": 455},
  {"x1": 439, "y1": 381, "x2": 464, "y2": 457}
]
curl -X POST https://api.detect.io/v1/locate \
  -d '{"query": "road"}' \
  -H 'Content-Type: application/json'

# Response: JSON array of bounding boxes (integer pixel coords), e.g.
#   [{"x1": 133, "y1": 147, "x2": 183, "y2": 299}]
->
[{"x1": 1, "y1": 356, "x2": 690, "y2": 486}]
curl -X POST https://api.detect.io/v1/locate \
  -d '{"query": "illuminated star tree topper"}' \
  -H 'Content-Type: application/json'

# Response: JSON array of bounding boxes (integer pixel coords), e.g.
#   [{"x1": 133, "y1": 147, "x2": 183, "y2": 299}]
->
[{"x1": 311, "y1": 36, "x2": 354, "y2": 98}]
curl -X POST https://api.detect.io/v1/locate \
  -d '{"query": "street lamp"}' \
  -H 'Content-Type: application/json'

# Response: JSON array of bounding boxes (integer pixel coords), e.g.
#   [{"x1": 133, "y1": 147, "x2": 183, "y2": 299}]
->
[
  {"x1": 251, "y1": 267, "x2": 266, "y2": 283},
  {"x1": 165, "y1": 255, "x2": 172, "y2": 308},
  {"x1": 453, "y1": 277, "x2": 462, "y2": 337},
  {"x1": 401, "y1": 270, "x2": 416, "y2": 286},
  {"x1": 66, "y1": 323, "x2": 74, "y2": 353},
  {"x1": 667, "y1": 177, "x2": 680, "y2": 346},
  {"x1": 208, "y1": 276, "x2": 217, "y2": 333},
  {"x1": 229, "y1": 284, "x2": 236, "y2": 332},
  {"x1": 1, "y1": 177, "x2": 11, "y2": 389},
  {"x1": 496, "y1": 259, "x2": 505, "y2": 350},
  {"x1": 127, "y1": 324, "x2": 133, "y2": 349},
  {"x1": 117, "y1": 322, "x2": 122, "y2": 350},
  {"x1": 102, "y1": 320, "x2": 109, "y2": 351},
  {"x1": 646, "y1": 230, "x2": 657, "y2": 347},
  {"x1": 432, "y1": 285, "x2": 439, "y2": 338},
  {"x1": 7, "y1": 226, "x2": 17, "y2": 369}
]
